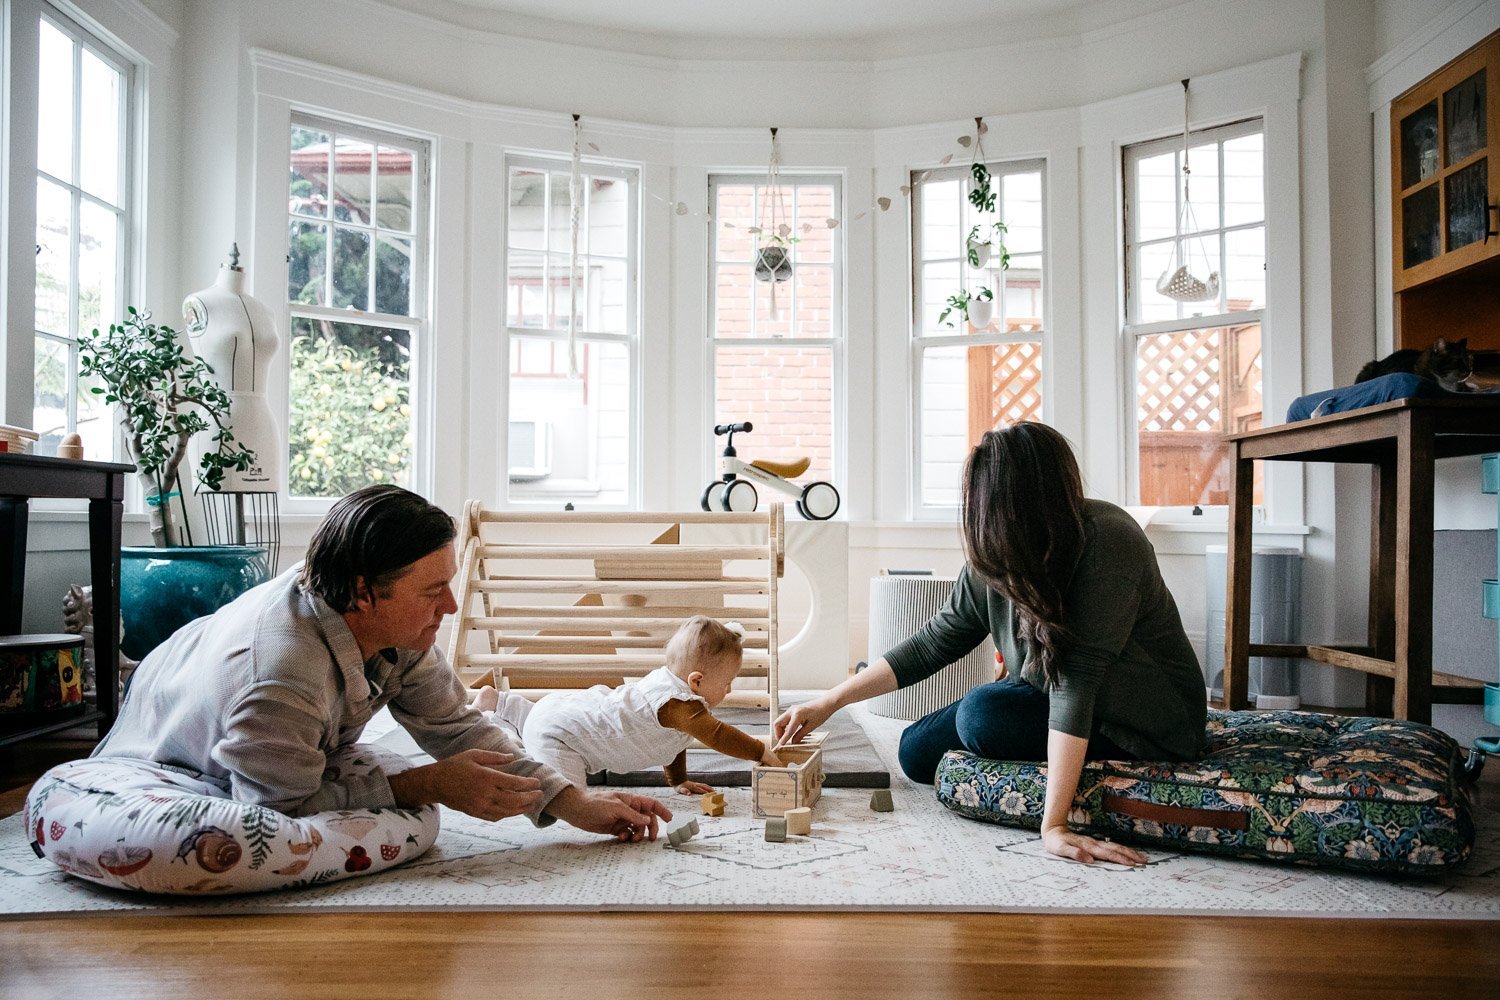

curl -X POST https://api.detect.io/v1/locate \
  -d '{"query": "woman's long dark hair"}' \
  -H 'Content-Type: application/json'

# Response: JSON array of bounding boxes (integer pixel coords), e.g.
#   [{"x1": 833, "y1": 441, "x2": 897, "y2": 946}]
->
[{"x1": 960, "y1": 422, "x2": 1086, "y2": 685}]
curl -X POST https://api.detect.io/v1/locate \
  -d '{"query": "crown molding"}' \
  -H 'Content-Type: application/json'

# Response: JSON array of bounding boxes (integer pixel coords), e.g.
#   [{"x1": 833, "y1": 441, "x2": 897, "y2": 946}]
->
[{"x1": 1365, "y1": 0, "x2": 1499, "y2": 109}]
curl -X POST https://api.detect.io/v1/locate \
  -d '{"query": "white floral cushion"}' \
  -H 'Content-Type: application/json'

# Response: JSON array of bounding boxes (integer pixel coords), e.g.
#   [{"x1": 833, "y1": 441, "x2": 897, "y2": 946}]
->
[{"x1": 23, "y1": 745, "x2": 439, "y2": 895}]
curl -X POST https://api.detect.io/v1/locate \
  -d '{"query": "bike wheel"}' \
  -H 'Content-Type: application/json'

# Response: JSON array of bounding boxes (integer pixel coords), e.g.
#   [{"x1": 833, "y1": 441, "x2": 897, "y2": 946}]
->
[
  {"x1": 721, "y1": 479, "x2": 758, "y2": 512},
  {"x1": 797, "y1": 481, "x2": 840, "y2": 520},
  {"x1": 700, "y1": 481, "x2": 724, "y2": 512}
]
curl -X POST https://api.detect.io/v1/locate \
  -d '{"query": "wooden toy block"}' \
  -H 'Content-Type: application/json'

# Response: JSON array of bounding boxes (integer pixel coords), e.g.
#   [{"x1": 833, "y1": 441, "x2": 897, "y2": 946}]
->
[
  {"x1": 783, "y1": 807, "x2": 812, "y2": 836},
  {"x1": 664, "y1": 818, "x2": 700, "y2": 847},
  {"x1": 764, "y1": 817, "x2": 787, "y2": 843},
  {"x1": 700, "y1": 791, "x2": 726, "y2": 816},
  {"x1": 869, "y1": 788, "x2": 894, "y2": 812},
  {"x1": 751, "y1": 731, "x2": 827, "y2": 818}
]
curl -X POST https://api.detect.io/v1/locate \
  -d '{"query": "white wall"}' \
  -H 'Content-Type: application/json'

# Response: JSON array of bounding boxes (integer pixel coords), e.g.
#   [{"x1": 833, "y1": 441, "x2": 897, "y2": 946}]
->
[{"x1": 10, "y1": 1, "x2": 1496, "y2": 730}]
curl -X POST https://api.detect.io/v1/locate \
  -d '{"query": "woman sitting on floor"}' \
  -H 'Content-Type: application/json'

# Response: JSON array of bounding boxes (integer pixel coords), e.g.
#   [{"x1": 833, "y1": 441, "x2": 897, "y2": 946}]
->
[{"x1": 774, "y1": 421, "x2": 1207, "y2": 866}]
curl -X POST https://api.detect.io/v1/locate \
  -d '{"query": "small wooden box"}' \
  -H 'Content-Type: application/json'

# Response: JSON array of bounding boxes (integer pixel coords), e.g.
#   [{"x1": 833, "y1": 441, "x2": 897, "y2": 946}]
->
[{"x1": 751, "y1": 731, "x2": 827, "y2": 818}]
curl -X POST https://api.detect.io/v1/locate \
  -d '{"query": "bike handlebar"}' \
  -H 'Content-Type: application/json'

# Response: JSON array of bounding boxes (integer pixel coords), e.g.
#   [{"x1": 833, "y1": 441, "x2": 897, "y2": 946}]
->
[{"x1": 714, "y1": 422, "x2": 752, "y2": 436}]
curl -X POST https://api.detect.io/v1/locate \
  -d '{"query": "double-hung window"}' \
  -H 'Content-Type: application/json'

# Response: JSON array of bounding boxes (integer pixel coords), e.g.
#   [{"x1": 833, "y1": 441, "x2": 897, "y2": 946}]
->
[
  {"x1": 912, "y1": 159, "x2": 1045, "y2": 509},
  {"x1": 285, "y1": 115, "x2": 429, "y2": 501},
  {"x1": 504, "y1": 157, "x2": 638, "y2": 506},
  {"x1": 32, "y1": 10, "x2": 130, "y2": 459},
  {"x1": 708, "y1": 174, "x2": 842, "y2": 495},
  {"x1": 1124, "y1": 118, "x2": 1265, "y2": 506}
]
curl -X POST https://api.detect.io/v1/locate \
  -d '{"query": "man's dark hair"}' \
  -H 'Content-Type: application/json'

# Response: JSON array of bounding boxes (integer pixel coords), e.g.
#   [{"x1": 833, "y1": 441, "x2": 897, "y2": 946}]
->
[{"x1": 300, "y1": 485, "x2": 456, "y2": 612}]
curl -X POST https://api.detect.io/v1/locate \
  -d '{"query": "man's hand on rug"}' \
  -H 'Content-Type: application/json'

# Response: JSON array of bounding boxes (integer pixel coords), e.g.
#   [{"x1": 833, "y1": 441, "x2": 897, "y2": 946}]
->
[
  {"x1": 675, "y1": 781, "x2": 714, "y2": 796},
  {"x1": 1041, "y1": 825, "x2": 1148, "y2": 867},
  {"x1": 388, "y1": 749, "x2": 544, "y2": 821},
  {"x1": 547, "y1": 787, "x2": 672, "y2": 842}
]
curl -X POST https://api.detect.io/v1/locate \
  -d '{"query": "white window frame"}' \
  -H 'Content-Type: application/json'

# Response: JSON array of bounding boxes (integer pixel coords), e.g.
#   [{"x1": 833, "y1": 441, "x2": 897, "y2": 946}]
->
[
  {"x1": 705, "y1": 172, "x2": 845, "y2": 506},
  {"x1": 284, "y1": 111, "x2": 431, "y2": 513},
  {"x1": 501, "y1": 152, "x2": 640, "y2": 509},
  {"x1": 32, "y1": 4, "x2": 132, "y2": 458},
  {"x1": 910, "y1": 156, "x2": 1047, "y2": 517},
  {"x1": 1121, "y1": 117, "x2": 1265, "y2": 509}
]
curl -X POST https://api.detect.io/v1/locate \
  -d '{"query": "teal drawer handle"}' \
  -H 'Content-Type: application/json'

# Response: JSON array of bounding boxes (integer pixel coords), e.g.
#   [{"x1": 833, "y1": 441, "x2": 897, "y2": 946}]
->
[
  {"x1": 1483, "y1": 454, "x2": 1500, "y2": 494},
  {"x1": 1485, "y1": 579, "x2": 1500, "y2": 620}
]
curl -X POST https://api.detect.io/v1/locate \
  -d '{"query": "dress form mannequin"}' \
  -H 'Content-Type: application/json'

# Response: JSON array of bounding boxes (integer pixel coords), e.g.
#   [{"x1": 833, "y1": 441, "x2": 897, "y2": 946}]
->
[{"x1": 182, "y1": 244, "x2": 280, "y2": 491}]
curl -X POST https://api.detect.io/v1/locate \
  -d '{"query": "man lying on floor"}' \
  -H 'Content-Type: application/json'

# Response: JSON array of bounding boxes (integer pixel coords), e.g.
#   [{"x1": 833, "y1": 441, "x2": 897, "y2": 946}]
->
[{"x1": 27, "y1": 485, "x2": 670, "y2": 895}]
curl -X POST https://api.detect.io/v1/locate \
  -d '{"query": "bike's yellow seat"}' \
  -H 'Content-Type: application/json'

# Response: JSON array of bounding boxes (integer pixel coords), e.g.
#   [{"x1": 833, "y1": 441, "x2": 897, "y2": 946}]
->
[{"x1": 750, "y1": 457, "x2": 810, "y2": 479}]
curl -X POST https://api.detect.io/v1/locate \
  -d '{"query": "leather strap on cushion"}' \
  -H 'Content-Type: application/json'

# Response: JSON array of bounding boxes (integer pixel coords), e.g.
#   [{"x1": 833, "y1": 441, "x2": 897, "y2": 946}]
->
[{"x1": 1103, "y1": 792, "x2": 1248, "y2": 831}]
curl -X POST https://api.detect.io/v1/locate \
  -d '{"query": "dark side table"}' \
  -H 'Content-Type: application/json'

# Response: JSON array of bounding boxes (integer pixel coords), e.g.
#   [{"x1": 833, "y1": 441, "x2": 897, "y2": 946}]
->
[
  {"x1": 1225, "y1": 397, "x2": 1500, "y2": 724},
  {"x1": 0, "y1": 451, "x2": 133, "y2": 745}
]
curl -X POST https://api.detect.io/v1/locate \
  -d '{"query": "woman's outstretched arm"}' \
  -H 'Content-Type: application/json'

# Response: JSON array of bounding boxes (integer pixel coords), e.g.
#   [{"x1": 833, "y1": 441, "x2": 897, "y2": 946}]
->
[
  {"x1": 1039, "y1": 729, "x2": 1148, "y2": 865},
  {"x1": 772, "y1": 658, "x2": 899, "y2": 747}
]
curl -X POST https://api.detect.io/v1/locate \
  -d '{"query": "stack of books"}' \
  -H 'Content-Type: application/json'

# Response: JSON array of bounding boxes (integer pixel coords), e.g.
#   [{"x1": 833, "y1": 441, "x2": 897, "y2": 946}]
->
[{"x1": 0, "y1": 423, "x2": 39, "y2": 453}]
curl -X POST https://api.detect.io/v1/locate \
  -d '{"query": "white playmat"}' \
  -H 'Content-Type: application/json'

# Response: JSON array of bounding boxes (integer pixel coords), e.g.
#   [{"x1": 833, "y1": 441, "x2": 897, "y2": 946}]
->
[{"x1": 2, "y1": 705, "x2": 1498, "y2": 919}]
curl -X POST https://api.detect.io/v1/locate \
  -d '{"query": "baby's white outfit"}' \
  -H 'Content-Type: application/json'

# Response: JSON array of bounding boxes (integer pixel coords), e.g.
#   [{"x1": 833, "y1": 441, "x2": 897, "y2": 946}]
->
[{"x1": 517, "y1": 666, "x2": 706, "y2": 788}]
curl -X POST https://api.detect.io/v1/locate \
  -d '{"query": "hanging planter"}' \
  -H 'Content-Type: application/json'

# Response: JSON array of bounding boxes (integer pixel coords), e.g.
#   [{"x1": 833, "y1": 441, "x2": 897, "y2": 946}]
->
[
  {"x1": 754, "y1": 243, "x2": 794, "y2": 282},
  {"x1": 966, "y1": 290, "x2": 995, "y2": 329},
  {"x1": 1156, "y1": 80, "x2": 1221, "y2": 305}
]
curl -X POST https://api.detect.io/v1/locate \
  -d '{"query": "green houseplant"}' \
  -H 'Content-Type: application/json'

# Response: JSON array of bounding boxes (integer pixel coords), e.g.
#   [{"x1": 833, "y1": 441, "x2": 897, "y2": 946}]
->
[
  {"x1": 937, "y1": 286, "x2": 994, "y2": 329},
  {"x1": 78, "y1": 307, "x2": 256, "y2": 548}
]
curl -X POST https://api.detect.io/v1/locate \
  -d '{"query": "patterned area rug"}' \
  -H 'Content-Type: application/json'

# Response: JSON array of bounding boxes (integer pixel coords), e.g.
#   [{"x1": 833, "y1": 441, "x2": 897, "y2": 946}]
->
[{"x1": 2, "y1": 705, "x2": 1498, "y2": 918}]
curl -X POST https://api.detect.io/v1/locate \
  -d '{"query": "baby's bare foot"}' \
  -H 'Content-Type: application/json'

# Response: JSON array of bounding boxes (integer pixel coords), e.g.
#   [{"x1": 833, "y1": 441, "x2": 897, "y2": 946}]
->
[{"x1": 474, "y1": 685, "x2": 499, "y2": 713}]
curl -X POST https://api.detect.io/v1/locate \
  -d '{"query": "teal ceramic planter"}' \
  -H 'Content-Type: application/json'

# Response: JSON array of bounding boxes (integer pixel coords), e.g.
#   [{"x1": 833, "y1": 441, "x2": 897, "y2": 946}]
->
[{"x1": 120, "y1": 545, "x2": 271, "y2": 660}]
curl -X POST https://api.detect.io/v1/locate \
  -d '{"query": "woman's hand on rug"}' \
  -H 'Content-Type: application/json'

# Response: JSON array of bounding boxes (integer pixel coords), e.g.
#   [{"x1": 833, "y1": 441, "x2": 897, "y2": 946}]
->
[
  {"x1": 1040, "y1": 825, "x2": 1148, "y2": 867},
  {"x1": 547, "y1": 787, "x2": 672, "y2": 842},
  {"x1": 675, "y1": 781, "x2": 714, "y2": 796},
  {"x1": 389, "y1": 749, "x2": 544, "y2": 821}
]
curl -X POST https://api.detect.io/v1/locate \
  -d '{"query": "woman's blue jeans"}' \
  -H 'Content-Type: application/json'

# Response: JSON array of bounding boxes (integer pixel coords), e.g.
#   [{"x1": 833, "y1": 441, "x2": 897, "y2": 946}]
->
[{"x1": 895, "y1": 678, "x2": 1134, "y2": 784}]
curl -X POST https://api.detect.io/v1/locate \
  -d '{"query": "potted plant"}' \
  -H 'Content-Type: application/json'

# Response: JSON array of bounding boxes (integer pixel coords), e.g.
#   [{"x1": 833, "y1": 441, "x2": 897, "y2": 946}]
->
[
  {"x1": 966, "y1": 221, "x2": 1011, "y2": 269},
  {"x1": 754, "y1": 228, "x2": 797, "y2": 283},
  {"x1": 936, "y1": 287, "x2": 994, "y2": 329},
  {"x1": 78, "y1": 307, "x2": 269, "y2": 659}
]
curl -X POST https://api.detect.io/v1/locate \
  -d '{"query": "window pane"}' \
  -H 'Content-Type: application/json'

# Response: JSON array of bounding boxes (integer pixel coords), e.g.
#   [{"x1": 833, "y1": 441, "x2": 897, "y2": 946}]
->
[
  {"x1": 919, "y1": 343, "x2": 1043, "y2": 506},
  {"x1": 1223, "y1": 132, "x2": 1265, "y2": 227},
  {"x1": 35, "y1": 178, "x2": 72, "y2": 337},
  {"x1": 290, "y1": 128, "x2": 330, "y2": 218},
  {"x1": 919, "y1": 260, "x2": 962, "y2": 333},
  {"x1": 590, "y1": 258, "x2": 629, "y2": 335},
  {"x1": 1002, "y1": 254, "x2": 1044, "y2": 331},
  {"x1": 1225, "y1": 226, "x2": 1265, "y2": 311},
  {"x1": 37, "y1": 21, "x2": 73, "y2": 183},
  {"x1": 375, "y1": 233, "x2": 412, "y2": 316},
  {"x1": 714, "y1": 346, "x2": 833, "y2": 483},
  {"x1": 919, "y1": 176, "x2": 961, "y2": 258},
  {"x1": 507, "y1": 252, "x2": 546, "y2": 328},
  {"x1": 78, "y1": 48, "x2": 122, "y2": 204},
  {"x1": 508, "y1": 337, "x2": 630, "y2": 506},
  {"x1": 1182, "y1": 141, "x2": 1221, "y2": 232},
  {"x1": 33, "y1": 336, "x2": 68, "y2": 451},
  {"x1": 1135, "y1": 325, "x2": 1262, "y2": 505},
  {"x1": 1133, "y1": 240, "x2": 1180, "y2": 324},
  {"x1": 794, "y1": 264, "x2": 833, "y2": 337},
  {"x1": 375, "y1": 145, "x2": 415, "y2": 232},
  {"x1": 1001, "y1": 171, "x2": 1043, "y2": 255},
  {"x1": 588, "y1": 176, "x2": 629, "y2": 257},
  {"x1": 332, "y1": 226, "x2": 371, "y2": 310},
  {"x1": 331, "y1": 136, "x2": 373, "y2": 224},
  {"x1": 288, "y1": 318, "x2": 412, "y2": 498},
  {"x1": 288, "y1": 220, "x2": 328, "y2": 305},
  {"x1": 716, "y1": 186, "x2": 755, "y2": 262},
  {"x1": 794, "y1": 185, "x2": 836, "y2": 264},
  {"x1": 714, "y1": 265, "x2": 753, "y2": 338},
  {"x1": 76, "y1": 360, "x2": 110, "y2": 460},
  {"x1": 1133, "y1": 150, "x2": 1177, "y2": 242},
  {"x1": 78, "y1": 201, "x2": 119, "y2": 341},
  {"x1": 508, "y1": 169, "x2": 548, "y2": 251}
]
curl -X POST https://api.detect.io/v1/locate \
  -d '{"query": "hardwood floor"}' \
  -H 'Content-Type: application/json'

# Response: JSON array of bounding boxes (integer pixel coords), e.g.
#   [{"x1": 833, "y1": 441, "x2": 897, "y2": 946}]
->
[{"x1": 3, "y1": 731, "x2": 1498, "y2": 999}]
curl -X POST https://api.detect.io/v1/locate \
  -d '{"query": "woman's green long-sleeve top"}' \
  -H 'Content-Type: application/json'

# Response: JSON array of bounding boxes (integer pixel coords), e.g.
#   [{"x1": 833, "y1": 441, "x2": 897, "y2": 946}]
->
[{"x1": 883, "y1": 499, "x2": 1207, "y2": 761}]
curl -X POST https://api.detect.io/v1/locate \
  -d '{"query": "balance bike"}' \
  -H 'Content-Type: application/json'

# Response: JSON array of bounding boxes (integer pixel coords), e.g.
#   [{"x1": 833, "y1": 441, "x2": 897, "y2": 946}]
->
[{"x1": 700, "y1": 422, "x2": 840, "y2": 520}]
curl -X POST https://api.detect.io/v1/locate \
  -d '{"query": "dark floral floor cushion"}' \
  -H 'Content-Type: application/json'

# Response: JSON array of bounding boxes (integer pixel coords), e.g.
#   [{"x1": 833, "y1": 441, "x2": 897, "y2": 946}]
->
[{"x1": 934, "y1": 710, "x2": 1474, "y2": 874}]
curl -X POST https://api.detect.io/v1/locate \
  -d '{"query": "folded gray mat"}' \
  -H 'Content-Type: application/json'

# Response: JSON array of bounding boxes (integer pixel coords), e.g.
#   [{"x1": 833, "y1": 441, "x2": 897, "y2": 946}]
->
[{"x1": 373, "y1": 702, "x2": 891, "y2": 789}]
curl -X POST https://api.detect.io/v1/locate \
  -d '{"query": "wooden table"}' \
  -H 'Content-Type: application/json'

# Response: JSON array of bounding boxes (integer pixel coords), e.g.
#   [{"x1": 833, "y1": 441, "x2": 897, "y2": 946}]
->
[
  {"x1": 0, "y1": 452, "x2": 133, "y2": 745},
  {"x1": 1225, "y1": 396, "x2": 1500, "y2": 724}
]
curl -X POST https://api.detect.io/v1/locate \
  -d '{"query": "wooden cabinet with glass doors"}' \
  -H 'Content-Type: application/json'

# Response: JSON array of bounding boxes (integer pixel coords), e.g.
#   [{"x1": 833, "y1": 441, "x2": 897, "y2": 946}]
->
[{"x1": 1391, "y1": 30, "x2": 1500, "y2": 351}]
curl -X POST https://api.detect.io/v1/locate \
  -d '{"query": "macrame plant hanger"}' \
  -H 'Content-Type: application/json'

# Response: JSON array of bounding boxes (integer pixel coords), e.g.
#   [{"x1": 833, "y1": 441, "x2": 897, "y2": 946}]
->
[
  {"x1": 566, "y1": 113, "x2": 584, "y2": 376},
  {"x1": 754, "y1": 127, "x2": 794, "y2": 319},
  {"x1": 1155, "y1": 80, "x2": 1220, "y2": 304}
]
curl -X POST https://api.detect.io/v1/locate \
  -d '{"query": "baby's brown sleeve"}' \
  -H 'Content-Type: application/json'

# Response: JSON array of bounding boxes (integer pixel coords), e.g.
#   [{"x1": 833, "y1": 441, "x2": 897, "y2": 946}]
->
[{"x1": 658, "y1": 699, "x2": 766, "y2": 763}]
